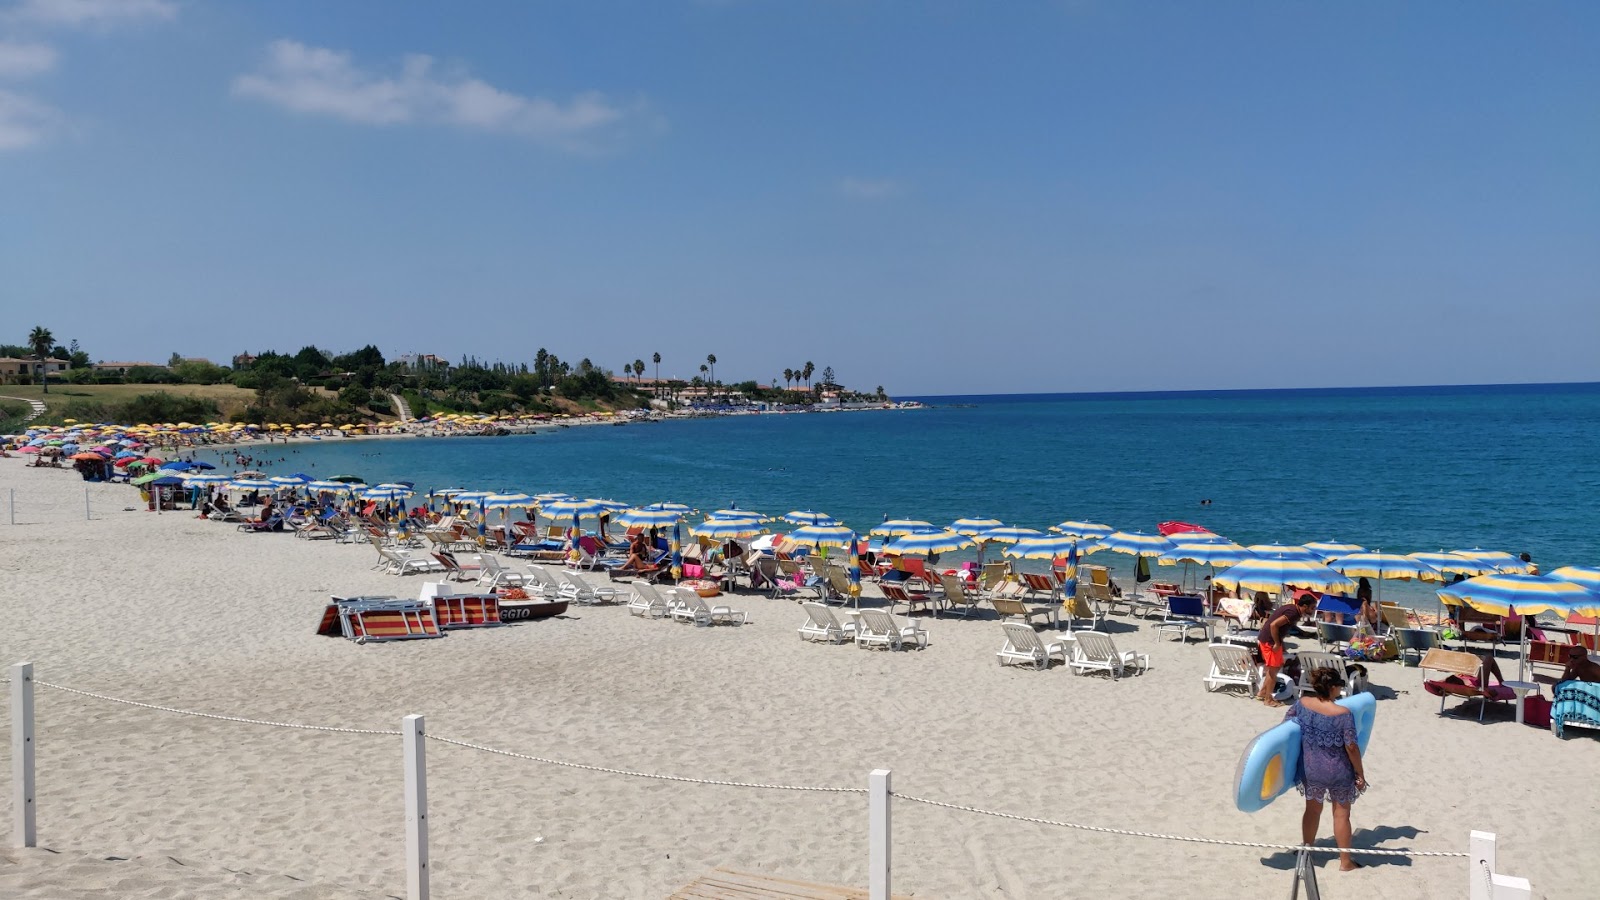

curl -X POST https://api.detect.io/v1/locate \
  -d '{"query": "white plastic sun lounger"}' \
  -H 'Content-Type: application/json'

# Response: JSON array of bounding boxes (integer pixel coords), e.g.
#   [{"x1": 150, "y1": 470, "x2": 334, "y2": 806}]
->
[
  {"x1": 627, "y1": 582, "x2": 673, "y2": 618},
  {"x1": 1203, "y1": 643, "x2": 1260, "y2": 696},
  {"x1": 855, "y1": 609, "x2": 927, "y2": 651},
  {"x1": 997, "y1": 621, "x2": 1071, "y2": 670},
  {"x1": 798, "y1": 602, "x2": 856, "y2": 643},
  {"x1": 555, "y1": 569, "x2": 626, "y2": 605},
  {"x1": 670, "y1": 590, "x2": 747, "y2": 626},
  {"x1": 1069, "y1": 631, "x2": 1149, "y2": 679},
  {"x1": 475, "y1": 554, "x2": 528, "y2": 589}
]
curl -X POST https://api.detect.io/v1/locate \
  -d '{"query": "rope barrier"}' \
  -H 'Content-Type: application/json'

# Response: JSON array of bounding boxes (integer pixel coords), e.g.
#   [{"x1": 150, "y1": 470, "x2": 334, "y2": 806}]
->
[
  {"x1": 35, "y1": 682, "x2": 402, "y2": 737},
  {"x1": 30, "y1": 678, "x2": 1471, "y2": 860},
  {"x1": 889, "y1": 791, "x2": 1468, "y2": 858},
  {"x1": 424, "y1": 733, "x2": 868, "y2": 794}
]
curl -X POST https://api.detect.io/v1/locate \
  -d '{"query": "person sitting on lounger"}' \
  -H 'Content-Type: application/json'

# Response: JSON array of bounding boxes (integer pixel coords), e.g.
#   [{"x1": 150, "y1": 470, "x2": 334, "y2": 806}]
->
[
  {"x1": 1561, "y1": 647, "x2": 1600, "y2": 684},
  {"x1": 621, "y1": 532, "x2": 655, "y2": 573}
]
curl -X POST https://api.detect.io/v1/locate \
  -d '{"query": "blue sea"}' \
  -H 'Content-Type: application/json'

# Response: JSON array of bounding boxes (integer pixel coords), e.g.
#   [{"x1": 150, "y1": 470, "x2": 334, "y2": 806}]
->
[{"x1": 257, "y1": 383, "x2": 1600, "y2": 605}]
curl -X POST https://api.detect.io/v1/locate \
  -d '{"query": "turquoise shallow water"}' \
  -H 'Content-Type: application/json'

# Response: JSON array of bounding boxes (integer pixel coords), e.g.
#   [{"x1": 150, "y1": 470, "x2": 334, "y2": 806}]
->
[{"x1": 255, "y1": 383, "x2": 1600, "y2": 604}]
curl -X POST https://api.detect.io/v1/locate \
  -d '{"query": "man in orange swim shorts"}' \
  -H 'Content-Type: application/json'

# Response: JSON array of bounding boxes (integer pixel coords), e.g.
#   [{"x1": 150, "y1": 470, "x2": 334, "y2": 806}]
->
[{"x1": 1256, "y1": 593, "x2": 1318, "y2": 707}]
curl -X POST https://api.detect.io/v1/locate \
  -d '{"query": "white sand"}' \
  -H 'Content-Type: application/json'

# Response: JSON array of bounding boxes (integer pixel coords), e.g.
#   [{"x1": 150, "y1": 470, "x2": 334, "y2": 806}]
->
[{"x1": 1, "y1": 459, "x2": 1595, "y2": 899}]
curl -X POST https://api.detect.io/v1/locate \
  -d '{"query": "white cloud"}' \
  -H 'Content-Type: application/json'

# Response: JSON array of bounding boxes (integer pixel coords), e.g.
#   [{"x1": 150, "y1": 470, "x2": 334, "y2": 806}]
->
[
  {"x1": 0, "y1": 40, "x2": 56, "y2": 77},
  {"x1": 8, "y1": 0, "x2": 177, "y2": 27},
  {"x1": 233, "y1": 40, "x2": 638, "y2": 151},
  {"x1": 0, "y1": 86, "x2": 57, "y2": 148},
  {"x1": 838, "y1": 177, "x2": 903, "y2": 200}
]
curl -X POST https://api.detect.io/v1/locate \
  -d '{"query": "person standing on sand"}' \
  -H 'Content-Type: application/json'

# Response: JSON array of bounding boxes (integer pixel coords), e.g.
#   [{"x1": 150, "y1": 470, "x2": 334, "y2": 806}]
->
[
  {"x1": 1285, "y1": 667, "x2": 1368, "y2": 871},
  {"x1": 1256, "y1": 593, "x2": 1318, "y2": 707}
]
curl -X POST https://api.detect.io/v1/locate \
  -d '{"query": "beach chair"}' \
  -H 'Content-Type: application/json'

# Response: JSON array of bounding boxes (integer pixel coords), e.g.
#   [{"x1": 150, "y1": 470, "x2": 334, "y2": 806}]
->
[
  {"x1": 1018, "y1": 572, "x2": 1059, "y2": 604},
  {"x1": 568, "y1": 535, "x2": 614, "y2": 570},
  {"x1": 380, "y1": 547, "x2": 446, "y2": 576},
  {"x1": 1453, "y1": 607, "x2": 1506, "y2": 650},
  {"x1": 236, "y1": 513, "x2": 284, "y2": 533},
  {"x1": 476, "y1": 554, "x2": 528, "y2": 589},
  {"x1": 1421, "y1": 648, "x2": 1514, "y2": 723},
  {"x1": 430, "y1": 592, "x2": 504, "y2": 629},
  {"x1": 1154, "y1": 594, "x2": 1214, "y2": 644},
  {"x1": 1062, "y1": 589, "x2": 1104, "y2": 632},
  {"x1": 1395, "y1": 627, "x2": 1441, "y2": 667},
  {"x1": 431, "y1": 551, "x2": 480, "y2": 582},
  {"x1": 1069, "y1": 631, "x2": 1149, "y2": 679},
  {"x1": 1379, "y1": 602, "x2": 1417, "y2": 632},
  {"x1": 937, "y1": 572, "x2": 983, "y2": 619},
  {"x1": 1203, "y1": 644, "x2": 1261, "y2": 696},
  {"x1": 555, "y1": 570, "x2": 627, "y2": 605},
  {"x1": 627, "y1": 581, "x2": 674, "y2": 618},
  {"x1": 1296, "y1": 651, "x2": 1353, "y2": 697},
  {"x1": 671, "y1": 590, "x2": 747, "y2": 627},
  {"x1": 990, "y1": 596, "x2": 1059, "y2": 630},
  {"x1": 824, "y1": 567, "x2": 865, "y2": 608},
  {"x1": 524, "y1": 564, "x2": 565, "y2": 598},
  {"x1": 879, "y1": 582, "x2": 937, "y2": 617},
  {"x1": 896, "y1": 556, "x2": 934, "y2": 592},
  {"x1": 996, "y1": 621, "x2": 1071, "y2": 670},
  {"x1": 798, "y1": 602, "x2": 857, "y2": 643},
  {"x1": 855, "y1": 609, "x2": 927, "y2": 651},
  {"x1": 1317, "y1": 621, "x2": 1357, "y2": 652},
  {"x1": 335, "y1": 598, "x2": 443, "y2": 644},
  {"x1": 978, "y1": 562, "x2": 1011, "y2": 597}
]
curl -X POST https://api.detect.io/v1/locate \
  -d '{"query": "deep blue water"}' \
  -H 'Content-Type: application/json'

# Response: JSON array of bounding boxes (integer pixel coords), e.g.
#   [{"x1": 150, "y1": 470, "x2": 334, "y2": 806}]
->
[{"x1": 252, "y1": 382, "x2": 1600, "y2": 602}]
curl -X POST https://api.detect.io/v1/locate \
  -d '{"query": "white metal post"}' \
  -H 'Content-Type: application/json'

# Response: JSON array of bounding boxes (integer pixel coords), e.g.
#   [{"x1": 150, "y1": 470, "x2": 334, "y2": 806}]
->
[
  {"x1": 869, "y1": 768, "x2": 891, "y2": 900},
  {"x1": 9, "y1": 489, "x2": 13, "y2": 525},
  {"x1": 85, "y1": 487, "x2": 90, "y2": 521},
  {"x1": 403, "y1": 714, "x2": 429, "y2": 900},
  {"x1": 1471, "y1": 831, "x2": 1532, "y2": 900},
  {"x1": 12, "y1": 662, "x2": 36, "y2": 848}
]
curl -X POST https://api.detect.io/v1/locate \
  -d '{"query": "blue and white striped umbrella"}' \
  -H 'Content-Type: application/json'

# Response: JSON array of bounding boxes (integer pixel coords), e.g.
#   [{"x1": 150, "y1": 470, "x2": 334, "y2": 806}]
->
[
  {"x1": 305, "y1": 480, "x2": 353, "y2": 493},
  {"x1": 182, "y1": 473, "x2": 231, "y2": 485},
  {"x1": 948, "y1": 517, "x2": 1004, "y2": 536},
  {"x1": 786, "y1": 523, "x2": 855, "y2": 549},
  {"x1": 885, "y1": 529, "x2": 973, "y2": 556},
  {"x1": 1550, "y1": 566, "x2": 1600, "y2": 596},
  {"x1": 1452, "y1": 548, "x2": 1534, "y2": 574},
  {"x1": 1213, "y1": 556, "x2": 1358, "y2": 595},
  {"x1": 871, "y1": 519, "x2": 936, "y2": 537},
  {"x1": 1158, "y1": 541, "x2": 1254, "y2": 567},
  {"x1": 974, "y1": 525, "x2": 1045, "y2": 545},
  {"x1": 452, "y1": 491, "x2": 492, "y2": 507},
  {"x1": 1246, "y1": 543, "x2": 1321, "y2": 563},
  {"x1": 642, "y1": 502, "x2": 694, "y2": 514},
  {"x1": 1303, "y1": 541, "x2": 1367, "y2": 562},
  {"x1": 539, "y1": 497, "x2": 610, "y2": 521},
  {"x1": 782, "y1": 510, "x2": 837, "y2": 526},
  {"x1": 691, "y1": 518, "x2": 767, "y2": 540},
  {"x1": 534, "y1": 492, "x2": 575, "y2": 503},
  {"x1": 483, "y1": 493, "x2": 535, "y2": 509},
  {"x1": 1095, "y1": 531, "x2": 1177, "y2": 558},
  {"x1": 711, "y1": 508, "x2": 769, "y2": 521},
  {"x1": 1329, "y1": 552, "x2": 1444, "y2": 583},
  {"x1": 1051, "y1": 521, "x2": 1114, "y2": 540},
  {"x1": 269, "y1": 474, "x2": 312, "y2": 486},
  {"x1": 616, "y1": 506, "x2": 687, "y2": 527},
  {"x1": 592, "y1": 499, "x2": 631, "y2": 512},
  {"x1": 1060, "y1": 541, "x2": 1079, "y2": 605},
  {"x1": 1437, "y1": 574, "x2": 1600, "y2": 617},
  {"x1": 1005, "y1": 534, "x2": 1085, "y2": 560},
  {"x1": 362, "y1": 486, "x2": 413, "y2": 502},
  {"x1": 1409, "y1": 550, "x2": 1496, "y2": 576},
  {"x1": 847, "y1": 532, "x2": 862, "y2": 600},
  {"x1": 228, "y1": 479, "x2": 276, "y2": 491}
]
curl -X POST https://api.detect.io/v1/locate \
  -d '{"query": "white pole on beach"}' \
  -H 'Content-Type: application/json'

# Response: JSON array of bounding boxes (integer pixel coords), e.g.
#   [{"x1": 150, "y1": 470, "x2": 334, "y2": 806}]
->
[
  {"x1": 403, "y1": 714, "x2": 429, "y2": 900},
  {"x1": 8, "y1": 489, "x2": 12, "y2": 525},
  {"x1": 84, "y1": 486, "x2": 90, "y2": 521},
  {"x1": 11, "y1": 662, "x2": 36, "y2": 848},
  {"x1": 869, "y1": 768, "x2": 891, "y2": 900},
  {"x1": 1470, "y1": 831, "x2": 1532, "y2": 900}
]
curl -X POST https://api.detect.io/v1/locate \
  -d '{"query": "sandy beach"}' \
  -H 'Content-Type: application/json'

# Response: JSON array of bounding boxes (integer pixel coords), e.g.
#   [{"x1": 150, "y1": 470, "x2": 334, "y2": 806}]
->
[{"x1": 1, "y1": 459, "x2": 1595, "y2": 899}]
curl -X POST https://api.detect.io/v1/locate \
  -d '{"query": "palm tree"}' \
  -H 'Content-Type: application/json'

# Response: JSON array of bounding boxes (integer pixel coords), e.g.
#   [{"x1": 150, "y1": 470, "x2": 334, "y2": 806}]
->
[
  {"x1": 652, "y1": 352, "x2": 661, "y2": 398},
  {"x1": 622, "y1": 361, "x2": 633, "y2": 381},
  {"x1": 802, "y1": 361, "x2": 815, "y2": 390},
  {"x1": 633, "y1": 358, "x2": 645, "y2": 387},
  {"x1": 783, "y1": 367, "x2": 794, "y2": 390},
  {"x1": 28, "y1": 326, "x2": 54, "y2": 393},
  {"x1": 706, "y1": 353, "x2": 716, "y2": 387}
]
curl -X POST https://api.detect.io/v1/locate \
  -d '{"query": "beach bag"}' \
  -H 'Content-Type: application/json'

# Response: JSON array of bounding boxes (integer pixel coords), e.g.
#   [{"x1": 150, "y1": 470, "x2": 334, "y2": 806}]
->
[{"x1": 1523, "y1": 694, "x2": 1552, "y2": 729}]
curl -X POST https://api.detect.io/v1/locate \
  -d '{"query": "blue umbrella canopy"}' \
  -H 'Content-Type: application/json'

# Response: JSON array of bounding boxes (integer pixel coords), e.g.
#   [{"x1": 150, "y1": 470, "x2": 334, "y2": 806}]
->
[
  {"x1": 1550, "y1": 566, "x2": 1600, "y2": 595},
  {"x1": 948, "y1": 517, "x2": 1004, "y2": 536},
  {"x1": 1437, "y1": 574, "x2": 1600, "y2": 617},
  {"x1": 1451, "y1": 548, "x2": 1534, "y2": 574},
  {"x1": 534, "y1": 492, "x2": 575, "y2": 503},
  {"x1": 1408, "y1": 551, "x2": 1496, "y2": 576},
  {"x1": 616, "y1": 506, "x2": 687, "y2": 527},
  {"x1": 1158, "y1": 541, "x2": 1254, "y2": 567},
  {"x1": 304, "y1": 480, "x2": 353, "y2": 493},
  {"x1": 1329, "y1": 552, "x2": 1444, "y2": 583},
  {"x1": 786, "y1": 523, "x2": 856, "y2": 549},
  {"x1": 870, "y1": 519, "x2": 936, "y2": 537},
  {"x1": 1005, "y1": 534, "x2": 1085, "y2": 560},
  {"x1": 538, "y1": 497, "x2": 610, "y2": 520},
  {"x1": 362, "y1": 486, "x2": 413, "y2": 502},
  {"x1": 1245, "y1": 543, "x2": 1322, "y2": 563},
  {"x1": 782, "y1": 510, "x2": 837, "y2": 526},
  {"x1": 1213, "y1": 556, "x2": 1358, "y2": 595},
  {"x1": 710, "y1": 508, "x2": 769, "y2": 521},
  {"x1": 1051, "y1": 520, "x2": 1114, "y2": 540},
  {"x1": 483, "y1": 493, "x2": 535, "y2": 509},
  {"x1": 974, "y1": 525, "x2": 1045, "y2": 545},
  {"x1": 691, "y1": 518, "x2": 768, "y2": 540},
  {"x1": 269, "y1": 474, "x2": 313, "y2": 486},
  {"x1": 1094, "y1": 531, "x2": 1178, "y2": 558},
  {"x1": 1302, "y1": 541, "x2": 1367, "y2": 562},
  {"x1": 181, "y1": 473, "x2": 231, "y2": 485},
  {"x1": 885, "y1": 529, "x2": 973, "y2": 555},
  {"x1": 228, "y1": 479, "x2": 276, "y2": 491}
]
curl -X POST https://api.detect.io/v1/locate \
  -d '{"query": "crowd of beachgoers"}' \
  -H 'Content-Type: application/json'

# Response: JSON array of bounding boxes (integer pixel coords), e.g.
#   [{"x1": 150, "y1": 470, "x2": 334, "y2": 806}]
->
[{"x1": 3, "y1": 422, "x2": 1598, "y2": 899}]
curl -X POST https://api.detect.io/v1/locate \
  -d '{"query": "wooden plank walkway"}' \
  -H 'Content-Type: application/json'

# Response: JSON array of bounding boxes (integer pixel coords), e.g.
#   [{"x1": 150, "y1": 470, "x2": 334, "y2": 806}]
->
[{"x1": 670, "y1": 867, "x2": 916, "y2": 899}]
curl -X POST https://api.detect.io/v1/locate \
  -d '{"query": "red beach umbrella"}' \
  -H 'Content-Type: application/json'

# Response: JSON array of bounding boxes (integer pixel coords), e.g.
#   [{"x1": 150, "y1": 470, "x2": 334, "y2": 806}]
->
[{"x1": 1159, "y1": 521, "x2": 1212, "y2": 536}]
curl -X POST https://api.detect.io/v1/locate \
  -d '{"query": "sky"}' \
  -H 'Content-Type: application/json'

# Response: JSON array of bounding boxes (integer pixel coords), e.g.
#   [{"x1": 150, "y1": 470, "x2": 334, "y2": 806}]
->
[{"x1": 2, "y1": 0, "x2": 1597, "y2": 395}]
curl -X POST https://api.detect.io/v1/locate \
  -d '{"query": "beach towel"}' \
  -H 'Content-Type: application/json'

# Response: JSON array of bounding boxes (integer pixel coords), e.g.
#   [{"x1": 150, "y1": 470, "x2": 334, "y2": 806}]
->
[{"x1": 1552, "y1": 681, "x2": 1600, "y2": 738}]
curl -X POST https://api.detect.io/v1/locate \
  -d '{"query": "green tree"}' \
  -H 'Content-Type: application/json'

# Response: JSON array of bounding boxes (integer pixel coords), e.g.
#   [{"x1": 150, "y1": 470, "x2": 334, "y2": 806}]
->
[
  {"x1": 706, "y1": 353, "x2": 716, "y2": 386},
  {"x1": 876, "y1": 385, "x2": 887, "y2": 401},
  {"x1": 821, "y1": 366, "x2": 835, "y2": 389},
  {"x1": 633, "y1": 358, "x2": 645, "y2": 386},
  {"x1": 66, "y1": 339, "x2": 90, "y2": 369},
  {"x1": 783, "y1": 367, "x2": 793, "y2": 390},
  {"x1": 802, "y1": 361, "x2": 814, "y2": 390},
  {"x1": 652, "y1": 351, "x2": 661, "y2": 397},
  {"x1": 27, "y1": 326, "x2": 54, "y2": 393}
]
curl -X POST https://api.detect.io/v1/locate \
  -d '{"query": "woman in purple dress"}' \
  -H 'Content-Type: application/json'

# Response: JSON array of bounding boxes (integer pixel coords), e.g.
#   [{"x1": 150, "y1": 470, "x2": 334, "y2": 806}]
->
[{"x1": 1284, "y1": 667, "x2": 1369, "y2": 871}]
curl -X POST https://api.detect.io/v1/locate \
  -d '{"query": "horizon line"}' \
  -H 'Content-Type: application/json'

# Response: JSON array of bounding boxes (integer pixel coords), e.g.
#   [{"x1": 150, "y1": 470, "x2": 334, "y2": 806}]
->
[{"x1": 902, "y1": 379, "x2": 1600, "y2": 401}]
